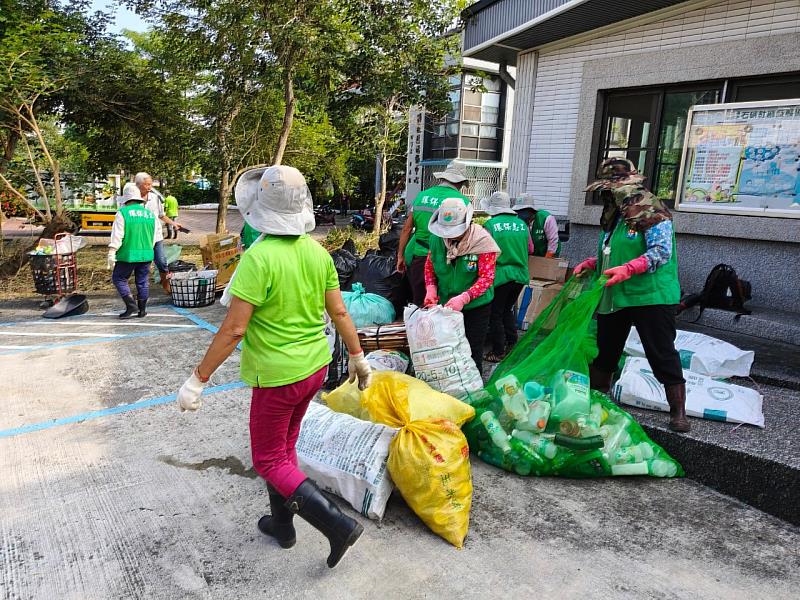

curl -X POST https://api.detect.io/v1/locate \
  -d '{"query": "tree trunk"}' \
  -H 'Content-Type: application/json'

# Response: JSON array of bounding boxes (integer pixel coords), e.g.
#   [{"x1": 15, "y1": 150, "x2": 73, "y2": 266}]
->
[
  {"x1": 273, "y1": 70, "x2": 295, "y2": 166},
  {"x1": 372, "y1": 152, "x2": 388, "y2": 234},
  {"x1": 0, "y1": 130, "x2": 19, "y2": 175},
  {"x1": 216, "y1": 166, "x2": 231, "y2": 234}
]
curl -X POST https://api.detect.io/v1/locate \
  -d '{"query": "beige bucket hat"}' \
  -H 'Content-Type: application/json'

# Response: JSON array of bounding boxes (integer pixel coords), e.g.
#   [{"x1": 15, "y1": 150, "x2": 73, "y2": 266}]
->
[{"x1": 235, "y1": 165, "x2": 315, "y2": 235}]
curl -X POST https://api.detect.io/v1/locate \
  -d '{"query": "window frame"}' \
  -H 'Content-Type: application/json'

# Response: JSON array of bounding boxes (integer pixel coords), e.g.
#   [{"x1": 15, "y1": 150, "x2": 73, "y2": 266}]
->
[{"x1": 590, "y1": 80, "x2": 725, "y2": 206}]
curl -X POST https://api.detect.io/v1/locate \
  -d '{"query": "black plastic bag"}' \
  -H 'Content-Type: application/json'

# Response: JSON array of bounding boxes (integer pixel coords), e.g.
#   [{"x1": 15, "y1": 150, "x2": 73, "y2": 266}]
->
[
  {"x1": 378, "y1": 223, "x2": 402, "y2": 256},
  {"x1": 331, "y1": 247, "x2": 359, "y2": 291},
  {"x1": 353, "y1": 251, "x2": 409, "y2": 314}
]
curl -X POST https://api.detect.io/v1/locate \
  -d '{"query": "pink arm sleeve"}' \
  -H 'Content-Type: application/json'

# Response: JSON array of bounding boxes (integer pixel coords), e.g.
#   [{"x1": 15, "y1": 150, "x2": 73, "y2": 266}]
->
[
  {"x1": 424, "y1": 253, "x2": 437, "y2": 287},
  {"x1": 544, "y1": 216, "x2": 559, "y2": 254},
  {"x1": 527, "y1": 232, "x2": 535, "y2": 254}
]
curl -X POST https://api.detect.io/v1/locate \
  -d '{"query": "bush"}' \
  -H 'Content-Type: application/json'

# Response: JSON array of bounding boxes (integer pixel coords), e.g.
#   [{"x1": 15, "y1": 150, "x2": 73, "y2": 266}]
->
[
  {"x1": 321, "y1": 226, "x2": 379, "y2": 255},
  {"x1": 0, "y1": 192, "x2": 34, "y2": 218},
  {"x1": 169, "y1": 181, "x2": 220, "y2": 206}
]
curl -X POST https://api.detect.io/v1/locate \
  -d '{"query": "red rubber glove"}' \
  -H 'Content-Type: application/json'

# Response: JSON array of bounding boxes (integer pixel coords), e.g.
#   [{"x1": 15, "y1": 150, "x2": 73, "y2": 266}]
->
[
  {"x1": 573, "y1": 257, "x2": 597, "y2": 277},
  {"x1": 423, "y1": 284, "x2": 439, "y2": 307},
  {"x1": 603, "y1": 256, "x2": 649, "y2": 287},
  {"x1": 444, "y1": 291, "x2": 471, "y2": 312},
  {"x1": 545, "y1": 251, "x2": 556, "y2": 258}
]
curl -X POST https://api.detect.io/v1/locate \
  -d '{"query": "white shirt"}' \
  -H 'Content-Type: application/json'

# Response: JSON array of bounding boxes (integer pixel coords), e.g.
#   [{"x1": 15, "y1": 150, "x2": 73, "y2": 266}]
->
[{"x1": 144, "y1": 192, "x2": 165, "y2": 243}]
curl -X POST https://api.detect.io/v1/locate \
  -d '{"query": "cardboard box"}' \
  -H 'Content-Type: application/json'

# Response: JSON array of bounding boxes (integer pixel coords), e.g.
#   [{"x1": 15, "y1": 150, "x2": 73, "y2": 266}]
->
[
  {"x1": 528, "y1": 255, "x2": 569, "y2": 283},
  {"x1": 516, "y1": 279, "x2": 564, "y2": 331},
  {"x1": 200, "y1": 233, "x2": 241, "y2": 290}
]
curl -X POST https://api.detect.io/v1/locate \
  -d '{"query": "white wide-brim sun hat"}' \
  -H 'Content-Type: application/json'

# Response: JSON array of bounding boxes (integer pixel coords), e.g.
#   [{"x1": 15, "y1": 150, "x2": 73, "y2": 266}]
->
[
  {"x1": 512, "y1": 192, "x2": 537, "y2": 212},
  {"x1": 433, "y1": 160, "x2": 469, "y2": 185},
  {"x1": 428, "y1": 197, "x2": 475, "y2": 239},
  {"x1": 122, "y1": 181, "x2": 143, "y2": 203},
  {"x1": 235, "y1": 165, "x2": 315, "y2": 235},
  {"x1": 481, "y1": 191, "x2": 516, "y2": 216}
]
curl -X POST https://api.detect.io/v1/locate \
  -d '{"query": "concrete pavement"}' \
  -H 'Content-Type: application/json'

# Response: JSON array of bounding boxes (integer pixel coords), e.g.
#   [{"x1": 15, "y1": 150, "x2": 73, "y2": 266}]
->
[{"x1": 1, "y1": 300, "x2": 798, "y2": 599}]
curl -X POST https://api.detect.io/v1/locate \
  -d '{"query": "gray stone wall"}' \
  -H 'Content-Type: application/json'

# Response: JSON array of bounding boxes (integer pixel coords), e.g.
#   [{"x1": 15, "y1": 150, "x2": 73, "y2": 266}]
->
[{"x1": 562, "y1": 224, "x2": 800, "y2": 310}]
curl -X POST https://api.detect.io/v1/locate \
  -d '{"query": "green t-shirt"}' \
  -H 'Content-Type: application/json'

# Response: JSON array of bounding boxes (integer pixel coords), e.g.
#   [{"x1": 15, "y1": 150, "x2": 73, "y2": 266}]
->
[
  {"x1": 485, "y1": 214, "x2": 530, "y2": 287},
  {"x1": 241, "y1": 222, "x2": 262, "y2": 250},
  {"x1": 163, "y1": 195, "x2": 179, "y2": 218},
  {"x1": 230, "y1": 235, "x2": 339, "y2": 387}
]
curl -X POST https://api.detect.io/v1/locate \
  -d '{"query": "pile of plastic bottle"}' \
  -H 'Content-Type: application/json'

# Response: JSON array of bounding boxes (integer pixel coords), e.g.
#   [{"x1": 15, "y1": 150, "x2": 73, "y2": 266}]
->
[{"x1": 467, "y1": 371, "x2": 682, "y2": 478}]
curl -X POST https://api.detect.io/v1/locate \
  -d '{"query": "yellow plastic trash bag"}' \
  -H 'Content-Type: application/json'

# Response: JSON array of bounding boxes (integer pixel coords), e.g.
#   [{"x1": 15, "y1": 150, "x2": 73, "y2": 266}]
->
[
  {"x1": 324, "y1": 372, "x2": 475, "y2": 548},
  {"x1": 322, "y1": 380, "x2": 371, "y2": 421}
]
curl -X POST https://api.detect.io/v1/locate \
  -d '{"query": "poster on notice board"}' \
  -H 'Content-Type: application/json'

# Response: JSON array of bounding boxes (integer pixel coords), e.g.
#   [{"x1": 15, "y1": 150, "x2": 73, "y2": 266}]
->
[{"x1": 677, "y1": 100, "x2": 800, "y2": 217}]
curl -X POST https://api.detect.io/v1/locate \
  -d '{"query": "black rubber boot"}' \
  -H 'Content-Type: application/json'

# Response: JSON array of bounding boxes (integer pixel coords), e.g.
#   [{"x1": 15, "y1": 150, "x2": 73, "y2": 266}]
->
[
  {"x1": 589, "y1": 364, "x2": 614, "y2": 394},
  {"x1": 119, "y1": 296, "x2": 138, "y2": 320},
  {"x1": 258, "y1": 484, "x2": 296, "y2": 549},
  {"x1": 665, "y1": 383, "x2": 691, "y2": 433},
  {"x1": 137, "y1": 298, "x2": 148, "y2": 318},
  {"x1": 285, "y1": 479, "x2": 363, "y2": 568}
]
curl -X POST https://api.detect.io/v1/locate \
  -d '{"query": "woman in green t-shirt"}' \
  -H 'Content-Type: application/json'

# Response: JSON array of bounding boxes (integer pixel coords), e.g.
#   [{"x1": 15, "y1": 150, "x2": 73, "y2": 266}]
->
[
  {"x1": 175, "y1": 166, "x2": 373, "y2": 568},
  {"x1": 574, "y1": 158, "x2": 689, "y2": 433}
]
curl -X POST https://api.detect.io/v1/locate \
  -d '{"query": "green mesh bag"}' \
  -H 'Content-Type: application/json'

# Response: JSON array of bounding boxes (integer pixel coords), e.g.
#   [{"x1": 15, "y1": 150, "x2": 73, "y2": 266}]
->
[{"x1": 463, "y1": 275, "x2": 683, "y2": 479}]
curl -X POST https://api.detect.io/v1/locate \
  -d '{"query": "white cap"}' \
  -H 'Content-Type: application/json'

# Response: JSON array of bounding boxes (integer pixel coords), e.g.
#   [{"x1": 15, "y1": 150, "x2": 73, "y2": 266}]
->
[
  {"x1": 428, "y1": 198, "x2": 474, "y2": 239},
  {"x1": 235, "y1": 165, "x2": 315, "y2": 235},
  {"x1": 122, "y1": 182, "x2": 143, "y2": 203}
]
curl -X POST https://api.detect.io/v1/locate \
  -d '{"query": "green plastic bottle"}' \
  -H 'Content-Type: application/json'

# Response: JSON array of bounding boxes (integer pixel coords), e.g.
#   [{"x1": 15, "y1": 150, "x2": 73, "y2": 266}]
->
[
  {"x1": 480, "y1": 411, "x2": 512, "y2": 453},
  {"x1": 508, "y1": 437, "x2": 547, "y2": 473},
  {"x1": 550, "y1": 369, "x2": 591, "y2": 421}
]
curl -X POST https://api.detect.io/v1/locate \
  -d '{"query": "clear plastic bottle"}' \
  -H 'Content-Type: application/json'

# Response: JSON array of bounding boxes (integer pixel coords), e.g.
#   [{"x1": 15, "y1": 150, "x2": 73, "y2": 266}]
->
[
  {"x1": 550, "y1": 370, "x2": 591, "y2": 420},
  {"x1": 611, "y1": 462, "x2": 649, "y2": 476},
  {"x1": 511, "y1": 430, "x2": 558, "y2": 460},
  {"x1": 515, "y1": 400, "x2": 551, "y2": 432},
  {"x1": 480, "y1": 411, "x2": 512, "y2": 453},
  {"x1": 613, "y1": 442, "x2": 655, "y2": 465},
  {"x1": 648, "y1": 459, "x2": 678, "y2": 478},
  {"x1": 495, "y1": 375, "x2": 530, "y2": 421}
]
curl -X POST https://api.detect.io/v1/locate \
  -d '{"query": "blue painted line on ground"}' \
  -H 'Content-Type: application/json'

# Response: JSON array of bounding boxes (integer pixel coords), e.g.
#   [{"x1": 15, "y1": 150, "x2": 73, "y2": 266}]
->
[
  {"x1": 0, "y1": 381, "x2": 247, "y2": 439},
  {"x1": 0, "y1": 326, "x2": 199, "y2": 356},
  {"x1": 172, "y1": 305, "x2": 241, "y2": 350},
  {"x1": 0, "y1": 307, "x2": 191, "y2": 328},
  {"x1": 171, "y1": 306, "x2": 219, "y2": 333}
]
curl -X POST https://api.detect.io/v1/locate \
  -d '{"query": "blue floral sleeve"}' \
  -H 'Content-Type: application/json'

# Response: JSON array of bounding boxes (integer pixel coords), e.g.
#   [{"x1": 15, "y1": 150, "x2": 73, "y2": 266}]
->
[{"x1": 643, "y1": 221, "x2": 673, "y2": 272}]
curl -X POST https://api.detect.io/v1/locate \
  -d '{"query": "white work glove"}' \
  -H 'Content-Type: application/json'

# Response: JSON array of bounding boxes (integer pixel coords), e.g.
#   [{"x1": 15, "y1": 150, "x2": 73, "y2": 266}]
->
[
  {"x1": 107, "y1": 250, "x2": 116, "y2": 270},
  {"x1": 348, "y1": 351, "x2": 372, "y2": 391},
  {"x1": 177, "y1": 371, "x2": 206, "y2": 412}
]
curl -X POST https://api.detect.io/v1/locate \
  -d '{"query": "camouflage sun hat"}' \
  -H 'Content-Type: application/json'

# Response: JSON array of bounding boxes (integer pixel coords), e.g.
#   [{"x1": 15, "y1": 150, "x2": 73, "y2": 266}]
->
[{"x1": 585, "y1": 157, "x2": 645, "y2": 191}]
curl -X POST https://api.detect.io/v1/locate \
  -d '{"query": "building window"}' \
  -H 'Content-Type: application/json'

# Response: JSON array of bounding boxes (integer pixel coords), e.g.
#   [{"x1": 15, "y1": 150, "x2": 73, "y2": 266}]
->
[
  {"x1": 593, "y1": 72, "x2": 800, "y2": 206},
  {"x1": 596, "y1": 85, "x2": 722, "y2": 205},
  {"x1": 425, "y1": 73, "x2": 504, "y2": 162}
]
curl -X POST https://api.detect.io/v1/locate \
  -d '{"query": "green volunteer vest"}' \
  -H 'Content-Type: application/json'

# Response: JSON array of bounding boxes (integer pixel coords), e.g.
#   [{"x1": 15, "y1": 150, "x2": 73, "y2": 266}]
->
[
  {"x1": 595, "y1": 219, "x2": 680, "y2": 313},
  {"x1": 411, "y1": 186, "x2": 470, "y2": 257},
  {"x1": 429, "y1": 236, "x2": 494, "y2": 311},
  {"x1": 485, "y1": 215, "x2": 530, "y2": 287},
  {"x1": 116, "y1": 203, "x2": 155, "y2": 263},
  {"x1": 530, "y1": 210, "x2": 561, "y2": 257}
]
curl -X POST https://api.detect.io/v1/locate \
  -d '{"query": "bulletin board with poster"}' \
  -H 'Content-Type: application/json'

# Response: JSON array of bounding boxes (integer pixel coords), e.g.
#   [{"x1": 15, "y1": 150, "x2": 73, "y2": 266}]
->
[{"x1": 676, "y1": 99, "x2": 800, "y2": 218}]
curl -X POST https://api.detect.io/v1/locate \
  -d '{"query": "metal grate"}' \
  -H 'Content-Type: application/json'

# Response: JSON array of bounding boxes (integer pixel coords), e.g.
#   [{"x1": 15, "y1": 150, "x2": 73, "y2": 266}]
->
[{"x1": 420, "y1": 163, "x2": 508, "y2": 207}]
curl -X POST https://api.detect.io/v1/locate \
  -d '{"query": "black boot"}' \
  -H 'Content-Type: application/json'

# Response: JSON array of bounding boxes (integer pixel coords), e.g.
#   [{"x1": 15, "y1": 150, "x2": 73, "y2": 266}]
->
[
  {"x1": 285, "y1": 479, "x2": 363, "y2": 568},
  {"x1": 119, "y1": 295, "x2": 137, "y2": 320},
  {"x1": 258, "y1": 484, "x2": 296, "y2": 549},
  {"x1": 137, "y1": 298, "x2": 148, "y2": 318},
  {"x1": 665, "y1": 383, "x2": 691, "y2": 433},
  {"x1": 589, "y1": 364, "x2": 613, "y2": 394}
]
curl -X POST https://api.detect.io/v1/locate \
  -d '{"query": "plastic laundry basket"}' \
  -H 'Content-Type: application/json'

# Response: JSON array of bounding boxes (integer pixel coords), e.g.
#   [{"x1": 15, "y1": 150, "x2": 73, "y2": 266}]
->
[{"x1": 170, "y1": 270, "x2": 218, "y2": 308}]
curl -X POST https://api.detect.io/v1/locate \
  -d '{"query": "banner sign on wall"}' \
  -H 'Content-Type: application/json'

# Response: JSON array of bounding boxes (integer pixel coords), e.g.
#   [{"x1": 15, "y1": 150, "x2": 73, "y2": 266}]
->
[{"x1": 677, "y1": 99, "x2": 800, "y2": 218}]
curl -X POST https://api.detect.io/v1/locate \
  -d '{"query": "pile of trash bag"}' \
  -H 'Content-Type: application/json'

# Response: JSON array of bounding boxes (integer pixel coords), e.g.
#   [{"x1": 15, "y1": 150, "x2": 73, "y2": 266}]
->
[
  {"x1": 342, "y1": 282, "x2": 395, "y2": 328},
  {"x1": 324, "y1": 371, "x2": 475, "y2": 548},
  {"x1": 352, "y1": 251, "x2": 408, "y2": 315},
  {"x1": 330, "y1": 239, "x2": 359, "y2": 291},
  {"x1": 463, "y1": 276, "x2": 683, "y2": 479}
]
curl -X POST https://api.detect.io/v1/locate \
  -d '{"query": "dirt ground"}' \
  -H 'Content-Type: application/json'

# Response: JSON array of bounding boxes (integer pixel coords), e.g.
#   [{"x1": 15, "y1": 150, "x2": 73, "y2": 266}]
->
[{"x1": 0, "y1": 243, "x2": 204, "y2": 301}]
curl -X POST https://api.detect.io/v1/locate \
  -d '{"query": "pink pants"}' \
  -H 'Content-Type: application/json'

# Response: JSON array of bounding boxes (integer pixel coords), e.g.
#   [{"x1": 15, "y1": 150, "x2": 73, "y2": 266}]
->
[{"x1": 249, "y1": 366, "x2": 327, "y2": 498}]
